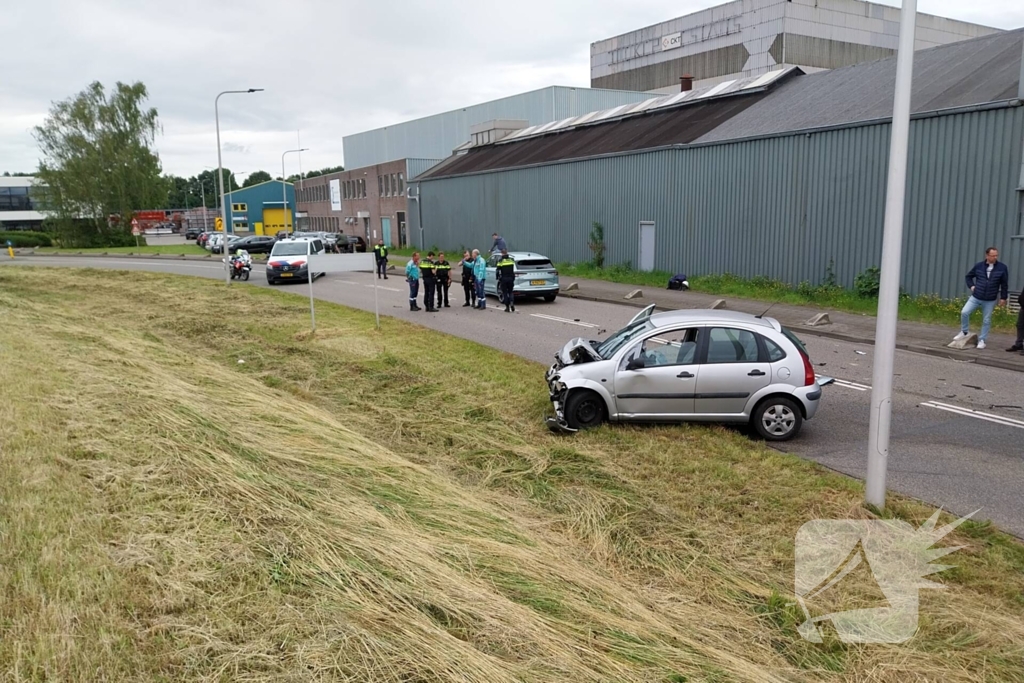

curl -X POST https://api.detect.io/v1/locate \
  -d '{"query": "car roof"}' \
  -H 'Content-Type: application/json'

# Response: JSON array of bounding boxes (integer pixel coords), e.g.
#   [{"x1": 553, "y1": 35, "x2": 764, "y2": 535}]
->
[
  {"x1": 649, "y1": 309, "x2": 779, "y2": 330},
  {"x1": 275, "y1": 238, "x2": 315, "y2": 243},
  {"x1": 490, "y1": 251, "x2": 550, "y2": 260}
]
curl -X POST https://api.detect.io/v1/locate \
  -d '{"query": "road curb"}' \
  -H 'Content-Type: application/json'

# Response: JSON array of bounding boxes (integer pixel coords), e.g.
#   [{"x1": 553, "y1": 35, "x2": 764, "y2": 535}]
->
[{"x1": 560, "y1": 290, "x2": 1024, "y2": 374}]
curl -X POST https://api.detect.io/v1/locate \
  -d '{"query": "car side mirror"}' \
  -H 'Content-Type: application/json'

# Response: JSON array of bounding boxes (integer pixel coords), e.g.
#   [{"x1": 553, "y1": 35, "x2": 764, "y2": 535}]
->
[{"x1": 626, "y1": 356, "x2": 646, "y2": 371}]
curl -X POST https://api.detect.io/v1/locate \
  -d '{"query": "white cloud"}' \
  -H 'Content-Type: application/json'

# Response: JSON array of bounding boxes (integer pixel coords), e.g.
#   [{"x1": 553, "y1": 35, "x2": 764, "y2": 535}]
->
[{"x1": 2, "y1": 0, "x2": 1021, "y2": 177}]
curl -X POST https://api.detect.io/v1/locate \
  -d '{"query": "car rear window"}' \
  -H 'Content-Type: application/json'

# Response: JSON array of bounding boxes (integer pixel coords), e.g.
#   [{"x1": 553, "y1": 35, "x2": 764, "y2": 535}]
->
[
  {"x1": 781, "y1": 327, "x2": 808, "y2": 355},
  {"x1": 516, "y1": 259, "x2": 553, "y2": 270}
]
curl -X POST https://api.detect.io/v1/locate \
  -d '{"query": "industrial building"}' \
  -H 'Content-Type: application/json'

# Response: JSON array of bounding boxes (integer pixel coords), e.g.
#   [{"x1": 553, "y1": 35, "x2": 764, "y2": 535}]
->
[
  {"x1": 0, "y1": 176, "x2": 45, "y2": 230},
  {"x1": 591, "y1": 0, "x2": 1001, "y2": 93},
  {"x1": 294, "y1": 159, "x2": 439, "y2": 247},
  {"x1": 411, "y1": 29, "x2": 1024, "y2": 300},
  {"x1": 342, "y1": 86, "x2": 656, "y2": 169},
  {"x1": 220, "y1": 180, "x2": 295, "y2": 235}
]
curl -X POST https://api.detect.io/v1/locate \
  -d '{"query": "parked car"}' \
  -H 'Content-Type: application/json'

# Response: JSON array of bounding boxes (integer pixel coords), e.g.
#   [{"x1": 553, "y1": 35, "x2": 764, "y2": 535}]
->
[
  {"x1": 544, "y1": 305, "x2": 834, "y2": 440},
  {"x1": 185, "y1": 225, "x2": 203, "y2": 240},
  {"x1": 197, "y1": 231, "x2": 213, "y2": 246},
  {"x1": 226, "y1": 235, "x2": 276, "y2": 254},
  {"x1": 208, "y1": 234, "x2": 240, "y2": 254},
  {"x1": 483, "y1": 251, "x2": 559, "y2": 303},
  {"x1": 341, "y1": 235, "x2": 368, "y2": 253},
  {"x1": 266, "y1": 237, "x2": 327, "y2": 285}
]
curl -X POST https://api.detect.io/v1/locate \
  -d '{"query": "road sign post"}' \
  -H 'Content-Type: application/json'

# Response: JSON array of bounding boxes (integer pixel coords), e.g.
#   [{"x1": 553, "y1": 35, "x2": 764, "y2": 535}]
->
[
  {"x1": 305, "y1": 253, "x2": 378, "y2": 332},
  {"x1": 131, "y1": 219, "x2": 141, "y2": 248},
  {"x1": 6, "y1": 240, "x2": 13, "y2": 259}
]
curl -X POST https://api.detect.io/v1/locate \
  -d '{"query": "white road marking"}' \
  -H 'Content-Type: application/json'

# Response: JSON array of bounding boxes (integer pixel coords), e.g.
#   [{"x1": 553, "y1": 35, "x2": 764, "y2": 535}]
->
[
  {"x1": 531, "y1": 313, "x2": 599, "y2": 328},
  {"x1": 921, "y1": 401, "x2": 1024, "y2": 430},
  {"x1": 833, "y1": 379, "x2": 872, "y2": 392},
  {"x1": 362, "y1": 284, "x2": 401, "y2": 292}
]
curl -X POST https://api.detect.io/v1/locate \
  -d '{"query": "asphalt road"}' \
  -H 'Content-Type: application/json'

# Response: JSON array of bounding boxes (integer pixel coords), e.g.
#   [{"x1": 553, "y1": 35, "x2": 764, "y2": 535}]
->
[{"x1": 5, "y1": 256, "x2": 1023, "y2": 537}]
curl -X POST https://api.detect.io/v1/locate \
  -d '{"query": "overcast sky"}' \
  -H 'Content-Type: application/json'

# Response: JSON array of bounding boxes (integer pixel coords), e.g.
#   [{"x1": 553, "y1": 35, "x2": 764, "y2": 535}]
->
[{"x1": 2, "y1": 0, "x2": 1021, "y2": 180}]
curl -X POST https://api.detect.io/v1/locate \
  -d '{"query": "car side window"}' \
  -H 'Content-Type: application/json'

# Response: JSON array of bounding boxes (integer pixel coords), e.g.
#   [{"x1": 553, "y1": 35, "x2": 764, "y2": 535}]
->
[
  {"x1": 621, "y1": 328, "x2": 701, "y2": 369},
  {"x1": 488, "y1": 255, "x2": 499, "y2": 267},
  {"x1": 763, "y1": 337, "x2": 787, "y2": 362},
  {"x1": 313, "y1": 240, "x2": 323, "y2": 253},
  {"x1": 706, "y1": 328, "x2": 760, "y2": 364}
]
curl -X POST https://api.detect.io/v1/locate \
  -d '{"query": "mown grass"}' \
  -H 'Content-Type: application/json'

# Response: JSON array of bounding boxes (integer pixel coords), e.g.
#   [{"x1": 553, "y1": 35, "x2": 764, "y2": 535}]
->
[
  {"x1": 34, "y1": 244, "x2": 272, "y2": 260},
  {"x1": 557, "y1": 262, "x2": 1019, "y2": 332},
  {"x1": 1, "y1": 267, "x2": 1022, "y2": 681}
]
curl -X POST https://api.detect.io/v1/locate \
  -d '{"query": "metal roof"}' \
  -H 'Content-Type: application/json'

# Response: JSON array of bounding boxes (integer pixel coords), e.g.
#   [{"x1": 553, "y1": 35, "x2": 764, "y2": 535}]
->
[{"x1": 699, "y1": 28, "x2": 1023, "y2": 144}]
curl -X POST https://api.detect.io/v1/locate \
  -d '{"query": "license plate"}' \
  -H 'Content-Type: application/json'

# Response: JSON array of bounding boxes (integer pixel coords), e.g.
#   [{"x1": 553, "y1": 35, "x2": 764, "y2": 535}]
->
[
  {"x1": 280, "y1": 273, "x2": 294, "y2": 277},
  {"x1": 530, "y1": 279, "x2": 546, "y2": 286}
]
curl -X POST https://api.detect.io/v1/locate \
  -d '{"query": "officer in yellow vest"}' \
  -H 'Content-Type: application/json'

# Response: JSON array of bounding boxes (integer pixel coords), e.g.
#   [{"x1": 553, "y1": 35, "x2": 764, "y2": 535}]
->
[
  {"x1": 373, "y1": 239, "x2": 389, "y2": 279},
  {"x1": 420, "y1": 251, "x2": 437, "y2": 312},
  {"x1": 496, "y1": 249, "x2": 516, "y2": 313},
  {"x1": 434, "y1": 251, "x2": 452, "y2": 308}
]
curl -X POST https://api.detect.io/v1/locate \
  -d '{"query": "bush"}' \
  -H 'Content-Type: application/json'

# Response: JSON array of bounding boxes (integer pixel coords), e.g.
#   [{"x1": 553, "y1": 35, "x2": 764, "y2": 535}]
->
[
  {"x1": 0, "y1": 231, "x2": 53, "y2": 248},
  {"x1": 854, "y1": 266, "x2": 881, "y2": 298},
  {"x1": 588, "y1": 222, "x2": 606, "y2": 268}
]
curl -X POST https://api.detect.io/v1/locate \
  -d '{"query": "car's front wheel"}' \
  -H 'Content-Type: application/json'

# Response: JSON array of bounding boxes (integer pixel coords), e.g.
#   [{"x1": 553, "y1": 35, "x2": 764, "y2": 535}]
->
[
  {"x1": 752, "y1": 396, "x2": 803, "y2": 441},
  {"x1": 564, "y1": 390, "x2": 606, "y2": 430}
]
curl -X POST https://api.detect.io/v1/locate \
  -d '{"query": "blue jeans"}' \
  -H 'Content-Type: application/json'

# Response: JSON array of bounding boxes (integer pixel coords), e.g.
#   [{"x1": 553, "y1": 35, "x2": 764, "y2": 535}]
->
[
  {"x1": 475, "y1": 279, "x2": 486, "y2": 308},
  {"x1": 961, "y1": 296, "x2": 997, "y2": 341}
]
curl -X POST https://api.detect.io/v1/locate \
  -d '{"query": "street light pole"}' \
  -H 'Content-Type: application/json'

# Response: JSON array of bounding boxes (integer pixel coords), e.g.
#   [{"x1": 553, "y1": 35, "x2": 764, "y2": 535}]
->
[
  {"x1": 281, "y1": 148, "x2": 308, "y2": 235},
  {"x1": 866, "y1": 0, "x2": 918, "y2": 510},
  {"x1": 215, "y1": 88, "x2": 263, "y2": 284}
]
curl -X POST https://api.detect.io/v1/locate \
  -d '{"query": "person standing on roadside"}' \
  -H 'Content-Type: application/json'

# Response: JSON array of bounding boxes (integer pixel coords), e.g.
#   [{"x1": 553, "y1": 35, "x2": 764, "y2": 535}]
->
[
  {"x1": 458, "y1": 250, "x2": 475, "y2": 307},
  {"x1": 496, "y1": 249, "x2": 516, "y2": 313},
  {"x1": 434, "y1": 251, "x2": 452, "y2": 309},
  {"x1": 1007, "y1": 280, "x2": 1024, "y2": 355},
  {"x1": 955, "y1": 247, "x2": 1009, "y2": 350},
  {"x1": 405, "y1": 252, "x2": 422, "y2": 311},
  {"x1": 373, "y1": 239, "x2": 389, "y2": 279},
  {"x1": 421, "y1": 251, "x2": 438, "y2": 312},
  {"x1": 472, "y1": 248, "x2": 487, "y2": 309}
]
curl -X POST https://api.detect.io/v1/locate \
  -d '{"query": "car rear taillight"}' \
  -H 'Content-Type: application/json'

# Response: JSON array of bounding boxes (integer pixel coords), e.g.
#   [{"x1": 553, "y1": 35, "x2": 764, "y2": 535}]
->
[{"x1": 801, "y1": 351, "x2": 816, "y2": 386}]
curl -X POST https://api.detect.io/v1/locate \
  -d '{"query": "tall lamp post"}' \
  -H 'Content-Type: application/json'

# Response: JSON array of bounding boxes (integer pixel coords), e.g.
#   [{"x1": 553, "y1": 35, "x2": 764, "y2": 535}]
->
[
  {"x1": 281, "y1": 148, "x2": 308, "y2": 235},
  {"x1": 215, "y1": 88, "x2": 263, "y2": 284},
  {"x1": 866, "y1": 0, "x2": 918, "y2": 510}
]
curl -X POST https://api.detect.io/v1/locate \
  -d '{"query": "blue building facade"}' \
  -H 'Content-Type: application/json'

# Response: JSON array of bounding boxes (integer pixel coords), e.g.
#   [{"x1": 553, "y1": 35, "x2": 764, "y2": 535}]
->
[{"x1": 223, "y1": 180, "x2": 296, "y2": 235}]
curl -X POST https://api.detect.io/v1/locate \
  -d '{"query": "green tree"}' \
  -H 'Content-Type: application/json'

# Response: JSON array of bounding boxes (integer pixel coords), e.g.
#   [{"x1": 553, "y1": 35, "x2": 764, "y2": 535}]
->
[
  {"x1": 34, "y1": 81, "x2": 166, "y2": 246},
  {"x1": 243, "y1": 170, "x2": 272, "y2": 187}
]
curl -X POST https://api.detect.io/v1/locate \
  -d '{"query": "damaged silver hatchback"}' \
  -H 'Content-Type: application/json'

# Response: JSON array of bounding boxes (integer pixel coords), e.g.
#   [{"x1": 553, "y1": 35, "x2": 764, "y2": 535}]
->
[{"x1": 545, "y1": 305, "x2": 833, "y2": 441}]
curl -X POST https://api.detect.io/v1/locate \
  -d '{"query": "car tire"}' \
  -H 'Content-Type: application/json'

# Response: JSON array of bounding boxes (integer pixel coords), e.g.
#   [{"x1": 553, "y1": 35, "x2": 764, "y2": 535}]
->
[
  {"x1": 544, "y1": 293, "x2": 557, "y2": 302},
  {"x1": 267, "y1": 279, "x2": 276, "y2": 286},
  {"x1": 752, "y1": 396, "x2": 803, "y2": 441},
  {"x1": 564, "y1": 390, "x2": 606, "y2": 430}
]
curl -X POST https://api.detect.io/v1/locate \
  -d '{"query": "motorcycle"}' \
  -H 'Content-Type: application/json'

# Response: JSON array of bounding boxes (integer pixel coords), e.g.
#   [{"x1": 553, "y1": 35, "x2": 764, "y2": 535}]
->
[{"x1": 225, "y1": 256, "x2": 251, "y2": 281}]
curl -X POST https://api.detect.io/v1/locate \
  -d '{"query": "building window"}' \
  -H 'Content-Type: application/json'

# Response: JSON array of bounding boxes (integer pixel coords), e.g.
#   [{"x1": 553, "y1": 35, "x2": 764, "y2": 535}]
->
[
  {"x1": 384, "y1": 174, "x2": 391, "y2": 197},
  {"x1": 233, "y1": 221, "x2": 248, "y2": 230},
  {"x1": 232, "y1": 202, "x2": 247, "y2": 212},
  {"x1": 397, "y1": 173, "x2": 404, "y2": 196}
]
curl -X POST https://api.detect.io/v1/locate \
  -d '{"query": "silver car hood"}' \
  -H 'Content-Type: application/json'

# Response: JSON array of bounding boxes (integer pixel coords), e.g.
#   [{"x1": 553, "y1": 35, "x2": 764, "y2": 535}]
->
[{"x1": 557, "y1": 337, "x2": 602, "y2": 366}]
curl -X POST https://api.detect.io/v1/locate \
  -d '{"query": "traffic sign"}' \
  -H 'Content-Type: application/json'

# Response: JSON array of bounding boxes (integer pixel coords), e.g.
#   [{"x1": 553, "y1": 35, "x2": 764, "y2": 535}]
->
[
  {"x1": 130, "y1": 218, "x2": 140, "y2": 236},
  {"x1": 215, "y1": 216, "x2": 223, "y2": 231}
]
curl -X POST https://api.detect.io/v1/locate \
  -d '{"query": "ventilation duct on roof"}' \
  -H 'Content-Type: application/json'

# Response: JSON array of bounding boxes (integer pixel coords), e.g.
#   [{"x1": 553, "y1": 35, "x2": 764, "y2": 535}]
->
[{"x1": 469, "y1": 119, "x2": 529, "y2": 146}]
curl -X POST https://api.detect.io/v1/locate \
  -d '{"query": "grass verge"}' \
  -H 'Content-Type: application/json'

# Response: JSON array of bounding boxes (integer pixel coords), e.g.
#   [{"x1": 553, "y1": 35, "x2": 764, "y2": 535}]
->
[
  {"x1": 34, "y1": 244, "x2": 269, "y2": 260},
  {"x1": 1, "y1": 267, "x2": 1022, "y2": 681},
  {"x1": 556, "y1": 262, "x2": 1019, "y2": 332}
]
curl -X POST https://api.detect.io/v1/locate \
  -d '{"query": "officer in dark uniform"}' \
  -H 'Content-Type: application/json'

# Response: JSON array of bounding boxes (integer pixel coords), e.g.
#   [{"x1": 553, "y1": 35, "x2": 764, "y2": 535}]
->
[
  {"x1": 373, "y1": 239, "x2": 389, "y2": 279},
  {"x1": 496, "y1": 249, "x2": 516, "y2": 313},
  {"x1": 421, "y1": 251, "x2": 437, "y2": 312},
  {"x1": 458, "y1": 250, "x2": 475, "y2": 307},
  {"x1": 434, "y1": 252, "x2": 452, "y2": 309}
]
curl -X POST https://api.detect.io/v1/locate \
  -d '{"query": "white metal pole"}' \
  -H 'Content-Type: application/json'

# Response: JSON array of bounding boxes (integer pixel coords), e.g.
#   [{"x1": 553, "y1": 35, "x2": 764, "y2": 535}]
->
[
  {"x1": 308, "y1": 266, "x2": 316, "y2": 332},
  {"x1": 214, "y1": 88, "x2": 263, "y2": 284},
  {"x1": 281, "y1": 148, "x2": 308, "y2": 235},
  {"x1": 372, "y1": 266, "x2": 380, "y2": 330},
  {"x1": 866, "y1": 0, "x2": 918, "y2": 510}
]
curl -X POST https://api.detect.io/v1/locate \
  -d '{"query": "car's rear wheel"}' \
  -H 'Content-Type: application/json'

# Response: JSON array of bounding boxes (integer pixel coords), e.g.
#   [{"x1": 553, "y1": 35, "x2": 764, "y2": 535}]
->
[
  {"x1": 752, "y1": 396, "x2": 803, "y2": 441},
  {"x1": 544, "y1": 293, "x2": 557, "y2": 302},
  {"x1": 564, "y1": 390, "x2": 606, "y2": 430}
]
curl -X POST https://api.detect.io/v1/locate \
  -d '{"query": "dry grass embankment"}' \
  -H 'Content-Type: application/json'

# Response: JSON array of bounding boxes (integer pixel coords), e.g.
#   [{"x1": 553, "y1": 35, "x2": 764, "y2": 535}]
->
[{"x1": 0, "y1": 267, "x2": 1021, "y2": 682}]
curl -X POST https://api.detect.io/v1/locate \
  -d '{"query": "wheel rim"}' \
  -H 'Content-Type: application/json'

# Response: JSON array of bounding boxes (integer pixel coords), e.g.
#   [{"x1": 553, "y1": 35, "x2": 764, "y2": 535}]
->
[
  {"x1": 576, "y1": 399, "x2": 600, "y2": 424},
  {"x1": 761, "y1": 404, "x2": 795, "y2": 436}
]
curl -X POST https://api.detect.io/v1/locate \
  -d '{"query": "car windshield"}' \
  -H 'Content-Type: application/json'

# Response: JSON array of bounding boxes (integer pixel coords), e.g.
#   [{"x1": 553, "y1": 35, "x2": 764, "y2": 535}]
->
[
  {"x1": 516, "y1": 258, "x2": 553, "y2": 270},
  {"x1": 595, "y1": 320, "x2": 655, "y2": 359},
  {"x1": 271, "y1": 242, "x2": 309, "y2": 257}
]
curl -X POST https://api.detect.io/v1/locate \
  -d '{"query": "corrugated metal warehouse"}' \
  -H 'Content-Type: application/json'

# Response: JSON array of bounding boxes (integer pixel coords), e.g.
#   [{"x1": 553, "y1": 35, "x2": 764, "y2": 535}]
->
[
  {"x1": 342, "y1": 86, "x2": 658, "y2": 169},
  {"x1": 412, "y1": 30, "x2": 1024, "y2": 299}
]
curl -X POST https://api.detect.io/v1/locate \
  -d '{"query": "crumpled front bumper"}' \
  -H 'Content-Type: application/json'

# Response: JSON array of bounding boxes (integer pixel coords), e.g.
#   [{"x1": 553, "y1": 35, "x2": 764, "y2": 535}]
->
[{"x1": 544, "y1": 362, "x2": 578, "y2": 434}]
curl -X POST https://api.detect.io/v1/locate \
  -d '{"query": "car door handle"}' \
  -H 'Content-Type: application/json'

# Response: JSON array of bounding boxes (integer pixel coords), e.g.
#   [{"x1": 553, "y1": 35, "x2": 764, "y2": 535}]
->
[
  {"x1": 677, "y1": 371, "x2": 695, "y2": 379},
  {"x1": 748, "y1": 370, "x2": 766, "y2": 376}
]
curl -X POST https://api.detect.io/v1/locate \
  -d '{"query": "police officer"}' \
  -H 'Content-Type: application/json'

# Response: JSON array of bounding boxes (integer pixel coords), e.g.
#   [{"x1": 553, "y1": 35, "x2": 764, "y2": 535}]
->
[
  {"x1": 434, "y1": 251, "x2": 452, "y2": 309},
  {"x1": 405, "y1": 252, "x2": 422, "y2": 311},
  {"x1": 421, "y1": 251, "x2": 437, "y2": 312},
  {"x1": 373, "y1": 239, "x2": 389, "y2": 279},
  {"x1": 458, "y1": 250, "x2": 475, "y2": 307},
  {"x1": 496, "y1": 249, "x2": 516, "y2": 313}
]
